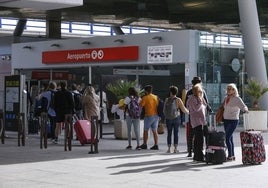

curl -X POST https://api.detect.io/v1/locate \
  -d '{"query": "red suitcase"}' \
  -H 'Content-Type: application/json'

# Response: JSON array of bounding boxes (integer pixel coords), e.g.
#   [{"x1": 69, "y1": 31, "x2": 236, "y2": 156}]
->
[
  {"x1": 74, "y1": 120, "x2": 91, "y2": 145},
  {"x1": 240, "y1": 130, "x2": 266, "y2": 164},
  {"x1": 74, "y1": 117, "x2": 99, "y2": 153}
]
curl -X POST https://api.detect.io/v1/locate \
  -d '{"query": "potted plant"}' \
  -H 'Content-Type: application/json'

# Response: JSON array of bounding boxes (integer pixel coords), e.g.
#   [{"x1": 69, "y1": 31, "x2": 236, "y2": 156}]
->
[
  {"x1": 106, "y1": 79, "x2": 144, "y2": 139},
  {"x1": 243, "y1": 77, "x2": 268, "y2": 131}
]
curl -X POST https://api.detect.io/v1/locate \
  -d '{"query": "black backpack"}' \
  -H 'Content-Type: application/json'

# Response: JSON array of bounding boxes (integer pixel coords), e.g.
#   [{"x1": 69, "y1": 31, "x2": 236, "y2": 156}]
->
[
  {"x1": 73, "y1": 92, "x2": 83, "y2": 111},
  {"x1": 40, "y1": 96, "x2": 49, "y2": 113}
]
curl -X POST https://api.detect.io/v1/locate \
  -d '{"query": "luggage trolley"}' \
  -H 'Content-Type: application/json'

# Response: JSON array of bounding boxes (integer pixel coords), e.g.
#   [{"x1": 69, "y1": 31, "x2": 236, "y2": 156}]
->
[
  {"x1": 17, "y1": 113, "x2": 25, "y2": 147},
  {"x1": 64, "y1": 114, "x2": 73, "y2": 151},
  {"x1": 40, "y1": 112, "x2": 48, "y2": 149}
]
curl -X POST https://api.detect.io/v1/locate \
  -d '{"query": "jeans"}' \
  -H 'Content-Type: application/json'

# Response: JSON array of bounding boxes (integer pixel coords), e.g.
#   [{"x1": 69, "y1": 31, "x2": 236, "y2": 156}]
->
[
  {"x1": 48, "y1": 115, "x2": 56, "y2": 139},
  {"x1": 166, "y1": 116, "x2": 180, "y2": 146},
  {"x1": 223, "y1": 119, "x2": 239, "y2": 158},
  {"x1": 125, "y1": 116, "x2": 140, "y2": 146}
]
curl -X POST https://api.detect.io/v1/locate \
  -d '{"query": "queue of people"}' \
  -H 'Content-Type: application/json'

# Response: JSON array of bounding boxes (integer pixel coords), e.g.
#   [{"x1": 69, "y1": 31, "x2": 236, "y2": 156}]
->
[
  {"x1": 32, "y1": 77, "x2": 248, "y2": 163},
  {"x1": 113, "y1": 77, "x2": 248, "y2": 164},
  {"x1": 33, "y1": 81, "x2": 105, "y2": 144}
]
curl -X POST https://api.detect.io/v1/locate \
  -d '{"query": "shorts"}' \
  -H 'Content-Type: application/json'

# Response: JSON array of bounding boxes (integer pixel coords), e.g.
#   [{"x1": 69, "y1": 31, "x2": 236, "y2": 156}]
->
[
  {"x1": 144, "y1": 115, "x2": 159, "y2": 131},
  {"x1": 56, "y1": 113, "x2": 65, "y2": 123}
]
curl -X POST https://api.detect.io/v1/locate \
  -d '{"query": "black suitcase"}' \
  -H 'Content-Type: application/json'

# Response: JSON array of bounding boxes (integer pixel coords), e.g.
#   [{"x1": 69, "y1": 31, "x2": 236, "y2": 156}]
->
[
  {"x1": 205, "y1": 113, "x2": 226, "y2": 164},
  {"x1": 28, "y1": 116, "x2": 39, "y2": 134}
]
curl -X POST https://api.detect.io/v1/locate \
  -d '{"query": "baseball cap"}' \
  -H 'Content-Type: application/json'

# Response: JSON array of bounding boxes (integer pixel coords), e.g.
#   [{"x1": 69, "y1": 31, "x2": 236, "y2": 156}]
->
[
  {"x1": 192, "y1": 76, "x2": 202, "y2": 85},
  {"x1": 119, "y1": 99, "x2": 125, "y2": 107}
]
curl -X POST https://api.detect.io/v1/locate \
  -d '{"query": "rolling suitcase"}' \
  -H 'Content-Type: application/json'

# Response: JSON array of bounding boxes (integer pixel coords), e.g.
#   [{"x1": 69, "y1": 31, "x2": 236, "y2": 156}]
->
[
  {"x1": 205, "y1": 113, "x2": 226, "y2": 164},
  {"x1": 74, "y1": 116, "x2": 99, "y2": 153},
  {"x1": 74, "y1": 120, "x2": 93, "y2": 145},
  {"x1": 240, "y1": 114, "x2": 266, "y2": 164}
]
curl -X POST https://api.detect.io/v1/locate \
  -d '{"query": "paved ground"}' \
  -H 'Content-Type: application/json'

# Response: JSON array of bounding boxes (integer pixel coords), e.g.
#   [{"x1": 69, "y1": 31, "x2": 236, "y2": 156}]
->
[{"x1": 0, "y1": 123, "x2": 268, "y2": 188}]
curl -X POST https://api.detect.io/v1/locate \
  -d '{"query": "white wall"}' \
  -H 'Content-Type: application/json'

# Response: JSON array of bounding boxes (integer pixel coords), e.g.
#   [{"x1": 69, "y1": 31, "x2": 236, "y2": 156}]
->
[{"x1": 11, "y1": 30, "x2": 199, "y2": 70}]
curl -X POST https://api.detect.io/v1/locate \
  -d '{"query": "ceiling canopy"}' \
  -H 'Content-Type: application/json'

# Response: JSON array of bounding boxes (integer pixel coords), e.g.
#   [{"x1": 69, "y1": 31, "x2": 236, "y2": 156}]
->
[{"x1": 0, "y1": 0, "x2": 267, "y2": 36}]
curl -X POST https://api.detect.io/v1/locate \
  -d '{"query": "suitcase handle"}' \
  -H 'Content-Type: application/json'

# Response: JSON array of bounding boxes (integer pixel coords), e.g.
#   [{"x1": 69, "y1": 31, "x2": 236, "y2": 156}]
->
[
  {"x1": 243, "y1": 113, "x2": 250, "y2": 130},
  {"x1": 243, "y1": 113, "x2": 252, "y2": 131},
  {"x1": 208, "y1": 112, "x2": 216, "y2": 132}
]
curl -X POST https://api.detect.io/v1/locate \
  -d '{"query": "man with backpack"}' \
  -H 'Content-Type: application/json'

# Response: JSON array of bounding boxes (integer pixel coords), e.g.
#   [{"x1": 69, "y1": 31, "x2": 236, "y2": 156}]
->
[
  {"x1": 54, "y1": 81, "x2": 75, "y2": 144},
  {"x1": 163, "y1": 85, "x2": 189, "y2": 153},
  {"x1": 124, "y1": 87, "x2": 142, "y2": 150},
  {"x1": 71, "y1": 83, "x2": 83, "y2": 120},
  {"x1": 40, "y1": 81, "x2": 57, "y2": 141}
]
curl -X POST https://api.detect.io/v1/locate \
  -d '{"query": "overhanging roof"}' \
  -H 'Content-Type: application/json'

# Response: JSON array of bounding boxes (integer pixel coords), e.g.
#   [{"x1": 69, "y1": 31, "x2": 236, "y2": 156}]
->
[{"x1": 0, "y1": 0, "x2": 267, "y2": 37}]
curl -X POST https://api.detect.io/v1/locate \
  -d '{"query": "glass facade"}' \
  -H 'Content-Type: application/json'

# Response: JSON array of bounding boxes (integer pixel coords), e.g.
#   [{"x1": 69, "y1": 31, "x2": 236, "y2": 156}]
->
[{"x1": 199, "y1": 32, "x2": 268, "y2": 111}]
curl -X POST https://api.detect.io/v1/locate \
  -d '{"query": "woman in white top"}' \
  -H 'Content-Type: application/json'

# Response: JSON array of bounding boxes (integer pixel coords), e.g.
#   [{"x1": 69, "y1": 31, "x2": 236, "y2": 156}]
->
[{"x1": 223, "y1": 83, "x2": 248, "y2": 161}]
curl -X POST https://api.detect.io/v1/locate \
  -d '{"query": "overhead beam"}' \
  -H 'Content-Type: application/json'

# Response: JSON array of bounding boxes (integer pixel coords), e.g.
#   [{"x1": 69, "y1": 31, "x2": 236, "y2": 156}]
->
[
  {"x1": 111, "y1": 26, "x2": 124, "y2": 35},
  {"x1": 13, "y1": 19, "x2": 27, "y2": 37}
]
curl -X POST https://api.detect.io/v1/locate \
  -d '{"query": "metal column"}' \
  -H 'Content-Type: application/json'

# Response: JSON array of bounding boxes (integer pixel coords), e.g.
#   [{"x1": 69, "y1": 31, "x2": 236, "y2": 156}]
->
[{"x1": 238, "y1": 0, "x2": 268, "y2": 110}]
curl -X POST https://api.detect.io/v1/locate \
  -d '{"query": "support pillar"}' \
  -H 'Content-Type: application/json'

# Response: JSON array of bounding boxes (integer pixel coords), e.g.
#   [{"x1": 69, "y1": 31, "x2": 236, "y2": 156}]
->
[
  {"x1": 238, "y1": 0, "x2": 268, "y2": 110},
  {"x1": 46, "y1": 19, "x2": 61, "y2": 39}
]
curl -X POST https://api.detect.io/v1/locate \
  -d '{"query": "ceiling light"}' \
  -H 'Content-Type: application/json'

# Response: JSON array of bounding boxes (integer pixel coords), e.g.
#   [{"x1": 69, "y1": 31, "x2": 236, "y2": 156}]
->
[
  {"x1": 23, "y1": 45, "x2": 32, "y2": 49},
  {"x1": 182, "y1": 1, "x2": 209, "y2": 8},
  {"x1": 152, "y1": 36, "x2": 162, "y2": 41},
  {"x1": 81, "y1": 41, "x2": 91, "y2": 45},
  {"x1": 50, "y1": 43, "x2": 60, "y2": 47},
  {"x1": 114, "y1": 39, "x2": 124, "y2": 43}
]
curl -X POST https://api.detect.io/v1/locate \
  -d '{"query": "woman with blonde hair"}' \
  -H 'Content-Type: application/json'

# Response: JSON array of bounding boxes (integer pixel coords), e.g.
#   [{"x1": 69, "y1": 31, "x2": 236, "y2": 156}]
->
[
  {"x1": 186, "y1": 83, "x2": 207, "y2": 162},
  {"x1": 82, "y1": 85, "x2": 100, "y2": 121},
  {"x1": 222, "y1": 83, "x2": 248, "y2": 161}
]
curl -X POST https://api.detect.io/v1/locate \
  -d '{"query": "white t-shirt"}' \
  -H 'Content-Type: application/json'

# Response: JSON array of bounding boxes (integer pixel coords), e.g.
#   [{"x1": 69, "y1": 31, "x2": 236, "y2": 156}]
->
[{"x1": 111, "y1": 104, "x2": 125, "y2": 120}]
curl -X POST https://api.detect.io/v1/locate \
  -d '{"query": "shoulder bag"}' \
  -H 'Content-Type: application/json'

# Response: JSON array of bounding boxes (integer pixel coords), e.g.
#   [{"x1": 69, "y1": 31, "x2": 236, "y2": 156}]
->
[{"x1": 216, "y1": 103, "x2": 224, "y2": 124}]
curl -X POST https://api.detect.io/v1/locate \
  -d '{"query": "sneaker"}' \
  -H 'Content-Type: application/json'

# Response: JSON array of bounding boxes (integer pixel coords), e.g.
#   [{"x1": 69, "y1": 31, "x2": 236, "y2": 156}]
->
[
  {"x1": 174, "y1": 148, "x2": 178, "y2": 153},
  {"x1": 187, "y1": 153, "x2": 192, "y2": 157},
  {"x1": 52, "y1": 139, "x2": 58, "y2": 144},
  {"x1": 140, "y1": 144, "x2": 147, "y2": 149},
  {"x1": 136, "y1": 146, "x2": 141, "y2": 150},
  {"x1": 166, "y1": 148, "x2": 171, "y2": 153},
  {"x1": 126, "y1": 145, "x2": 132, "y2": 150},
  {"x1": 150, "y1": 145, "x2": 159, "y2": 150},
  {"x1": 226, "y1": 156, "x2": 235, "y2": 162}
]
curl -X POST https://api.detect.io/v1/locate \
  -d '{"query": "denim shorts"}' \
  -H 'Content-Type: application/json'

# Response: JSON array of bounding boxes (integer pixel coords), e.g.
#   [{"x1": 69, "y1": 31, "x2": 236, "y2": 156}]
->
[{"x1": 144, "y1": 115, "x2": 159, "y2": 131}]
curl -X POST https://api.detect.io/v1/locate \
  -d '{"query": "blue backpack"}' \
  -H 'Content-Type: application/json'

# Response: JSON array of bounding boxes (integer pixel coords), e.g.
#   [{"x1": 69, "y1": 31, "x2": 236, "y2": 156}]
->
[{"x1": 128, "y1": 96, "x2": 142, "y2": 119}]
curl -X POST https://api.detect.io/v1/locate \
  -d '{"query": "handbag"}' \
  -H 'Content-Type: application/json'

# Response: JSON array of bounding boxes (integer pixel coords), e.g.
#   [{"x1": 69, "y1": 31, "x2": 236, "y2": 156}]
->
[
  {"x1": 157, "y1": 120, "x2": 165, "y2": 134},
  {"x1": 216, "y1": 105, "x2": 224, "y2": 124}
]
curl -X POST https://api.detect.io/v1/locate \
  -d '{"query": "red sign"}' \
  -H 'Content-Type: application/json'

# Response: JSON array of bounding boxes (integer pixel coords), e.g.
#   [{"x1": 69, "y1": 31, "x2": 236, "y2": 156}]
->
[
  {"x1": 42, "y1": 46, "x2": 139, "y2": 64},
  {"x1": 32, "y1": 71, "x2": 69, "y2": 80}
]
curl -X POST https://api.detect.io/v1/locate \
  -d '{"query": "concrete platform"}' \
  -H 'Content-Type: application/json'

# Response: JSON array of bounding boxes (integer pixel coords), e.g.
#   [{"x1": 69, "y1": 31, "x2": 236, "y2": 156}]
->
[{"x1": 0, "y1": 124, "x2": 268, "y2": 188}]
